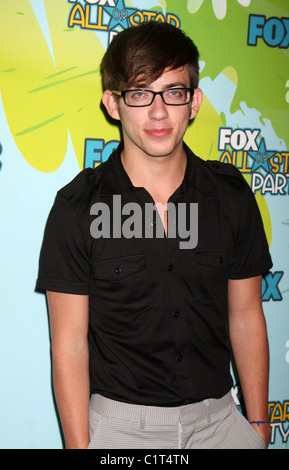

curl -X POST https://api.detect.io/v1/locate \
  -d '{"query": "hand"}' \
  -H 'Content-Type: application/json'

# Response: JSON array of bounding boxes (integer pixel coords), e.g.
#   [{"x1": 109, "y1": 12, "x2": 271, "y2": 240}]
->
[{"x1": 250, "y1": 422, "x2": 271, "y2": 447}]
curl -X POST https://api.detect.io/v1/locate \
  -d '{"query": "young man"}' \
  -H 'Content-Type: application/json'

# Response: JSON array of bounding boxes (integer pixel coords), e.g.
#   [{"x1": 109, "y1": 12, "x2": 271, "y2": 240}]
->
[{"x1": 37, "y1": 22, "x2": 272, "y2": 449}]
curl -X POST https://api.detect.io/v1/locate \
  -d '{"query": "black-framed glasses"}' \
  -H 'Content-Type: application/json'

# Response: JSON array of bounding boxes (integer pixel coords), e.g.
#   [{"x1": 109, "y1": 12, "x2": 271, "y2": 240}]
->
[{"x1": 113, "y1": 88, "x2": 194, "y2": 107}]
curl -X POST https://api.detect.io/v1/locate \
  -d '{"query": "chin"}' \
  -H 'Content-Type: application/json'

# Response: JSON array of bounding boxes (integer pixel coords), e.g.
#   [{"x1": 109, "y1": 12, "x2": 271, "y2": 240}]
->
[{"x1": 144, "y1": 142, "x2": 181, "y2": 159}]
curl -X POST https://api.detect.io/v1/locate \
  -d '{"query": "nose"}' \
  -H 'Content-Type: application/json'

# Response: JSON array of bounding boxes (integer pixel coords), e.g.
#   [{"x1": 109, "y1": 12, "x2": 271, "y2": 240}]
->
[{"x1": 148, "y1": 93, "x2": 169, "y2": 120}]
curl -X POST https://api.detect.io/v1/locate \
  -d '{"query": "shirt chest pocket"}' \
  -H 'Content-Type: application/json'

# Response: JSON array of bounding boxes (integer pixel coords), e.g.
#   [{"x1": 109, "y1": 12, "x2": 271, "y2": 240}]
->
[
  {"x1": 92, "y1": 253, "x2": 151, "y2": 318},
  {"x1": 193, "y1": 250, "x2": 231, "y2": 307}
]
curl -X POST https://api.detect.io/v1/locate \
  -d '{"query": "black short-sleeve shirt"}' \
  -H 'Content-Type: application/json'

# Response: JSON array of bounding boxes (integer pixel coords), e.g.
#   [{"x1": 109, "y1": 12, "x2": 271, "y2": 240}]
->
[{"x1": 36, "y1": 144, "x2": 272, "y2": 406}]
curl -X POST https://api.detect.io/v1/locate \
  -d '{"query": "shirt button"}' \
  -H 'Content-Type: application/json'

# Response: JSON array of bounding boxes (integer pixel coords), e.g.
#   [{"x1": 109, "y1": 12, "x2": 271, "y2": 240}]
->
[
  {"x1": 177, "y1": 354, "x2": 183, "y2": 362},
  {"x1": 168, "y1": 265, "x2": 173, "y2": 271},
  {"x1": 114, "y1": 267, "x2": 122, "y2": 274},
  {"x1": 219, "y1": 257, "x2": 224, "y2": 264},
  {"x1": 87, "y1": 172, "x2": 96, "y2": 182},
  {"x1": 174, "y1": 311, "x2": 180, "y2": 318}
]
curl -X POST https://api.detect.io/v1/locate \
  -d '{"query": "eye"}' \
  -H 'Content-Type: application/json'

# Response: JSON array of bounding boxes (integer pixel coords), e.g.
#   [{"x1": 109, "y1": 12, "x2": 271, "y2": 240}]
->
[
  {"x1": 167, "y1": 89, "x2": 184, "y2": 98},
  {"x1": 129, "y1": 90, "x2": 149, "y2": 100}
]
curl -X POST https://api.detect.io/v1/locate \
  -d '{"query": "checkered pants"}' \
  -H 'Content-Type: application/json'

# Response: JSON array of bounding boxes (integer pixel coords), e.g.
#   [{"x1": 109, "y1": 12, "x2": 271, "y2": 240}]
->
[{"x1": 87, "y1": 392, "x2": 266, "y2": 449}]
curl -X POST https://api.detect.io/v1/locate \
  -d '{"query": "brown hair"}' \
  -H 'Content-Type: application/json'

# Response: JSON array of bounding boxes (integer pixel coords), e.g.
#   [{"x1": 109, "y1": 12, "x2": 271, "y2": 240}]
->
[{"x1": 101, "y1": 21, "x2": 199, "y2": 91}]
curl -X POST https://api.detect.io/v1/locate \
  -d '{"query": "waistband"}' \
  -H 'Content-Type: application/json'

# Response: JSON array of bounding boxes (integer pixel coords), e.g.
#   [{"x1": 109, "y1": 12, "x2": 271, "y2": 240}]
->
[{"x1": 90, "y1": 392, "x2": 233, "y2": 426}]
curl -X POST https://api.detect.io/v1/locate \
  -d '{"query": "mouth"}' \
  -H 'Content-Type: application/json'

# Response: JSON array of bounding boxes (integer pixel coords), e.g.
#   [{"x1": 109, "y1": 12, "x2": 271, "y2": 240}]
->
[{"x1": 144, "y1": 128, "x2": 173, "y2": 138}]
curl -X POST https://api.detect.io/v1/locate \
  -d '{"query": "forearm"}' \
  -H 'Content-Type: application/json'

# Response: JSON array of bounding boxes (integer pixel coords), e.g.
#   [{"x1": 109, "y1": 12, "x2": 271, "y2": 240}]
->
[
  {"x1": 230, "y1": 313, "x2": 269, "y2": 421},
  {"x1": 52, "y1": 344, "x2": 90, "y2": 449},
  {"x1": 229, "y1": 312, "x2": 271, "y2": 445}
]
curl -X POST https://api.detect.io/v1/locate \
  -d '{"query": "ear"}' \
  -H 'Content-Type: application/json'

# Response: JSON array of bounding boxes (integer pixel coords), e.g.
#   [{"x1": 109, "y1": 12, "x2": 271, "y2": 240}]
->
[
  {"x1": 189, "y1": 88, "x2": 203, "y2": 120},
  {"x1": 102, "y1": 90, "x2": 121, "y2": 121}
]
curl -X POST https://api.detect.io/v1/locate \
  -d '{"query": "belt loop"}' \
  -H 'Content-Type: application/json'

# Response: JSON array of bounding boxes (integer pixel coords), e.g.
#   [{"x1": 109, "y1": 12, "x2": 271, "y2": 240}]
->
[
  {"x1": 204, "y1": 399, "x2": 211, "y2": 422},
  {"x1": 139, "y1": 406, "x2": 146, "y2": 430}
]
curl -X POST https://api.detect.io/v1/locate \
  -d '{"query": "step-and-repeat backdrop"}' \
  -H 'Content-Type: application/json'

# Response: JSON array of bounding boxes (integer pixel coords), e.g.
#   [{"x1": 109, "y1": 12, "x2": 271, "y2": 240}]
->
[{"x1": 0, "y1": 0, "x2": 288, "y2": 449}]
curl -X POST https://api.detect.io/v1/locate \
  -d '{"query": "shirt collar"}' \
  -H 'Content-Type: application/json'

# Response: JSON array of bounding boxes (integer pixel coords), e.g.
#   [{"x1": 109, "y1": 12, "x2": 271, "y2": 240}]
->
[
  {"x1": 100, "y1": 143, "x2": 131, "y2": 195},
  {"x1": 100, "y1": 142, "x2": 216, "y2": 196},
  {"x1": 180, "y1": 143, "x2": 216, "y2": 196}
]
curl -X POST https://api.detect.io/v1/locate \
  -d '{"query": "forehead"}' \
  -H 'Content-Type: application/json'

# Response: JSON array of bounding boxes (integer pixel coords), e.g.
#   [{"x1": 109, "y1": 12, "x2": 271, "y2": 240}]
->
[{"x1": 135, "y1": 66, "x2": 190, "y2": 89}]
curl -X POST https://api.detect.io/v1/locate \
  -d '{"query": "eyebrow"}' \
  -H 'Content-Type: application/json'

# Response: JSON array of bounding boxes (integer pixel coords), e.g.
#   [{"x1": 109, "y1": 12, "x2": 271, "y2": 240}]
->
[
  {"x1": 128, "y1": 82, "x2": 189, "y2": 90},
  {"x1": 163, "y1": 82, "x2": 188, "y2": 89}
]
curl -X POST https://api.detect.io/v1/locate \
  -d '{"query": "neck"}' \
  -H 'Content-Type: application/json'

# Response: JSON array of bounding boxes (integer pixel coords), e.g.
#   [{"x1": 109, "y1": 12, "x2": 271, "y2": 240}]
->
[{"x1": 121, "y1": 144, "x2": 187, "y2": 205}]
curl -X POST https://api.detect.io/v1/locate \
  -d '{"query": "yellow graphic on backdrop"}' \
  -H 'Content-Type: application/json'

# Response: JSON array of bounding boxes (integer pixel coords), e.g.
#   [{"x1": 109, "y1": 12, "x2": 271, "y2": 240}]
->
[{"x1": 0, "y1": 0, "x2": 118, "y2": 172}]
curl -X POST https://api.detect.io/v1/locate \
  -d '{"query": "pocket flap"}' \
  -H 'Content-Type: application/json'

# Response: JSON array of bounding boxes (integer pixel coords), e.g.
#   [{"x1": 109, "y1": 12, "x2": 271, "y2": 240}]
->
[
  {"x1": 195, "y1": 250, "x2": 230, "y2": 269},
  {"x1": 93, "y1": 253, "x2": 146, "y2": 280}
]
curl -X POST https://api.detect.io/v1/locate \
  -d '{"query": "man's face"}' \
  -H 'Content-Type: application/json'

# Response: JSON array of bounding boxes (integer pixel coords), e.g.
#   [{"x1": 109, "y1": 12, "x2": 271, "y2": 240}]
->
[{"x1": 103, "y1": 66, "x2": 202, "y2": 161}]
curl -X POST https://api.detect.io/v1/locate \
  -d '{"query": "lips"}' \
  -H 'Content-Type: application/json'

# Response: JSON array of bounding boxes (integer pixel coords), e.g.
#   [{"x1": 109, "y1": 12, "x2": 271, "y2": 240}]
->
[{"x1": 144, "y1": 128, "x2": 173, "y2": 138}]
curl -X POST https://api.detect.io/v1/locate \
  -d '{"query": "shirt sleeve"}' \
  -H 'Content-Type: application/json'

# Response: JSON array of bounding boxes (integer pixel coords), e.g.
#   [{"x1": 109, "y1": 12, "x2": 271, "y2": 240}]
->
[
  {"x1": 228, "y1": 181, "x2": 273, "y2": 280},
  {"x1": 36, "y1": 193, "x2": 91, "y2": 295}
]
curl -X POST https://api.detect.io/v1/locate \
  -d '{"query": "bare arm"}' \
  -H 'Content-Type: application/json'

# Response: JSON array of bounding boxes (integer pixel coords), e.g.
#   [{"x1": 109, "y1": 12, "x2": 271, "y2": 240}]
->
[
  {"x1": 228, "y1": 275, "x2": 271, "y2": 446},
  {"x1": 47, "y1": 291, "x2": 90, "y2": 449}
]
